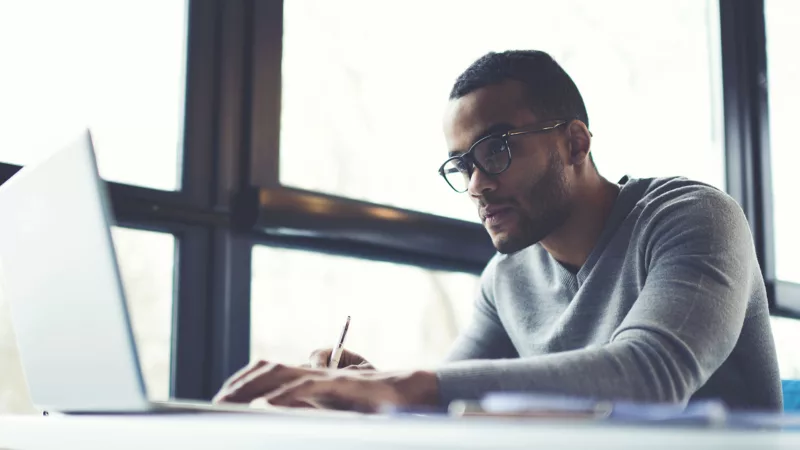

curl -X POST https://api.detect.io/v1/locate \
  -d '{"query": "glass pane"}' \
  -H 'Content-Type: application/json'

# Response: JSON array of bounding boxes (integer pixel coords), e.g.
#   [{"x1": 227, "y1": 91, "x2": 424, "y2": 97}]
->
[
  {"x1": 765, "y1": 0, "x2": 800, "y2": 283},
  {"x1": 771, "y1": 317, "x2": 800, "y2": 379},
  {"x1": 0, "y1": 1, "x2": 188, "y2": 191},
  {"x1": 251, "y1": 246, "x2": 479, "y2": 370},
  {"x1": 110, "y1": 227, "x2": 175, "y2": 402},
  {"x1": 280, "y1": 0, "x2": 725, "y2": 222},
  {"x1": 0, "y1": 227, "x2": 175, "y2": 413}
]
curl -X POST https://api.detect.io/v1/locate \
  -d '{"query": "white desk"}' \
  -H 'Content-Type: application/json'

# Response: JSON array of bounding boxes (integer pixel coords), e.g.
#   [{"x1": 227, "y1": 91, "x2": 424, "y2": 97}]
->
[{"x1": 1, "y1": 413, "x2": 799, "y2": 450}]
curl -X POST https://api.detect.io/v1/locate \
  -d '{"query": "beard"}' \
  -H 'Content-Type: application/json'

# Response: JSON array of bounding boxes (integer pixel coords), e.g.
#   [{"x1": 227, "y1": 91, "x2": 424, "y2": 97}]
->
[{"x1": 491, "y1": 148, "x2": 571, "y2": 254}]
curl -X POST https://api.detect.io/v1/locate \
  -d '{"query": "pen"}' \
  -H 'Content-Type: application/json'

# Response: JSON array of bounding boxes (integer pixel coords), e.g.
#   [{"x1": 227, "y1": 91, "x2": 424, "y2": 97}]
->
[{"x1": 328, "y1": 315, "x2": 351, "y2": 369}]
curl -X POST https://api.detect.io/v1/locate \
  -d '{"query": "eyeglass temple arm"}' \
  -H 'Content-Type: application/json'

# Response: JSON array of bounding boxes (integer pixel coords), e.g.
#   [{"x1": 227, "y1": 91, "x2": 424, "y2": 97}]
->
[{"x1": 506, "y1": 120, "x2": 593, "y2": 138}]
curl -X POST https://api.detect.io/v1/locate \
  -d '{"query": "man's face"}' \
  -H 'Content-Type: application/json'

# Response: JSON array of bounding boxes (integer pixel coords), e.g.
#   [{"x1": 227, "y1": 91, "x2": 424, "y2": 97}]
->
[{"x1": 442, "y1": 80, "x2": 573, "y2": 254}]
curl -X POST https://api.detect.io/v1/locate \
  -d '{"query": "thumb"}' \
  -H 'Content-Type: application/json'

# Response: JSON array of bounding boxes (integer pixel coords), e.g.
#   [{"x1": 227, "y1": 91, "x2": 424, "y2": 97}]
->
[{"x1": 309, "y1": 348, "x2": 332, "y2": 369}]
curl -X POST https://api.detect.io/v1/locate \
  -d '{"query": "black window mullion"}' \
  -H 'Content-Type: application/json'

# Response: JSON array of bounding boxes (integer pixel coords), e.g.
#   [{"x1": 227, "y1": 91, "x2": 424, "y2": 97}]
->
[
  {"x1": 774, "y1": 281, "x2": 800, "y2": 317},
  {"x1": 201, "y1": 0, "x2": 257, "y2": 397},
  {"x1": 166, "y1": 0, "x2": 225, "y2": 400},
  {"x1": 247, "y1": 0, "x2": 283, "y2": 189},
  {"x1": 719, "y1": 0, "x2": 776, "y2": 309},
  {"x1": 172, "y1": 225, "x2": 214, "y2": 399},
  {"x1": 207, "y1": 230, "x2": 252, "y2": 395},
  {"x1": 0, "y1": 162, "x2": 19, "y2": 185},
  {"x1": 181, "y1": 0, "x2": 222, "y2": 209}
]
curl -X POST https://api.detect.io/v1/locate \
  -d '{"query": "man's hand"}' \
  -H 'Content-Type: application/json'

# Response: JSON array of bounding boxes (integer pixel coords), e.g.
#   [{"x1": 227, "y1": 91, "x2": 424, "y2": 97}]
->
[
  {"x1": 307, "y1": 348, "x2": 375, "y2": 370},
  {"x1": 212, "y1": 360, "x2": 439, "y2": 413}
]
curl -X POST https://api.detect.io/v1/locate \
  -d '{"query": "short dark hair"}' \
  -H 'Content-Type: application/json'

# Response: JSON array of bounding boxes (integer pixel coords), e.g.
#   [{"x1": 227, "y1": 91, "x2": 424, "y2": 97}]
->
[{"x1": 449, "y1": 50, "x2": 589, "y2": 129}]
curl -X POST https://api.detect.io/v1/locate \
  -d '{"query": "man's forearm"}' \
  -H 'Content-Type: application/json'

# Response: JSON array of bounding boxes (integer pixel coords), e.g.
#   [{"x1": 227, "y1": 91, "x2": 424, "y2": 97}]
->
[{"x1": 435, "y1": 330, "x2": 706, "y2": 406}]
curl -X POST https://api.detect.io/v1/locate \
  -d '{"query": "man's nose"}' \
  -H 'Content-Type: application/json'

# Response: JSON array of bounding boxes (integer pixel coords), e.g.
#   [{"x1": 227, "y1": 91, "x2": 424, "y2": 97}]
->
[{"x1": 467, "y1": 166, "x2": 498, "y2": 198}]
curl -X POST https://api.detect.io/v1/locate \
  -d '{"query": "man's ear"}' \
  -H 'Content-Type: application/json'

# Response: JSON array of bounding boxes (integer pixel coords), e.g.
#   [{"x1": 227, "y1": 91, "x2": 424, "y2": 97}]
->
[{"x1": 567, "y1": 120, "x2": 591, "y2": 166}]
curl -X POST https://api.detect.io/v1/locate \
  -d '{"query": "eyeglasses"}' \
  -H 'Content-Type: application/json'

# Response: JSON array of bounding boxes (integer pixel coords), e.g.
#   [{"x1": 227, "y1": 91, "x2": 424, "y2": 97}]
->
[{"x1": 438, "y1": 119, "x2": 572, "y2": 193}]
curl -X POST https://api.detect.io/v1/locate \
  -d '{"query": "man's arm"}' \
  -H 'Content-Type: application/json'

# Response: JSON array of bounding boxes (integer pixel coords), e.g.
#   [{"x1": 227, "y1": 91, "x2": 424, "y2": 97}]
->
[
  {"x1": 436, "y1": 188, "x2": 755, "y2": 405},
  {"x1": 213, "y1": 261, "x2": 518, "y2": 411},
  {"x1": 215, "y1": 189, "x2": 758, "y2": 412}
]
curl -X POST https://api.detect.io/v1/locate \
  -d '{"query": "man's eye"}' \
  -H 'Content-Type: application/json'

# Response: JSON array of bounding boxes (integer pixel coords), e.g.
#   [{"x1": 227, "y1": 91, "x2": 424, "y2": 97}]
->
[
  {"x1": 476, "y1": 139, "x2": 507, "y2": 159},
  {"x1": 488, "y1": 140, "x2": 507, "y2": 155}
]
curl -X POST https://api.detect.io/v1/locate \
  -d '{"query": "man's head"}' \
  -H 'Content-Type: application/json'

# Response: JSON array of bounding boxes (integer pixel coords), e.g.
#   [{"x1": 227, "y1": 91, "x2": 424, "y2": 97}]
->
[{"x1": 442, "y1": 50, "x2": 595, "y2": 254}]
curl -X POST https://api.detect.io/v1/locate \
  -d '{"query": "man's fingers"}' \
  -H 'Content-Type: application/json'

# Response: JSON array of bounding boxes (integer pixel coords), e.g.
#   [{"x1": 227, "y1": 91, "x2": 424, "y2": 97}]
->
[
  {"x1": 309, "y1": 348, "x2": 375, "y2": 370},
  {"x1": 250, "y1": 396, "x2": 317, "y2": 410},
  {"x1": 215, "y1": 363, "x2": 319, "y2": 404},
  {"x1": 266, "y1": 377, "x2": 351, "y2": 408},
  {"x1": 266, "y1": 376, "x2": 379, "y2": 412},
  {"x1": 215, "y1": 363, "x2": 285, "y2": 403},
  {"x1": 308, "y1": 349, "x2": 332, "y2": 369},
  {"x1": 358, "y1": 362, "x2": 376, "y2": 370},
  {"x1": 342, "y1": 363, "x2": 375, "y2": 371},
  {"x1": 217, "y1": 359, "x2": 269, "y2": 393},
  {"x1": 285, "y1": 399, "x2": 318, "y2": 409}
]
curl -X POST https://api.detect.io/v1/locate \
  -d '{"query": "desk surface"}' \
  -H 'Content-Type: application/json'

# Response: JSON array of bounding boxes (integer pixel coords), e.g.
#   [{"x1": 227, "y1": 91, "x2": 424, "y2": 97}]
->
[{"x1": 1, "y1": 413, "x2": 800, "y2": 450}]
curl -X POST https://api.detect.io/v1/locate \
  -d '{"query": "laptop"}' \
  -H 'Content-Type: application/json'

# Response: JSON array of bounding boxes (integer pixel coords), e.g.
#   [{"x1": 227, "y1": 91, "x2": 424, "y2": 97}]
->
[{"x1": 0, "y1": 131, "x2": 351, "y2": 417}]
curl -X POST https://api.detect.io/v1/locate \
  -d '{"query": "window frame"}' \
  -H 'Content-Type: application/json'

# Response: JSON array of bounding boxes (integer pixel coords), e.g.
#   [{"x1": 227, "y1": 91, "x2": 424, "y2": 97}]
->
[
  {"x1": 720, "y1": 0, "x2": 800, "y2": 317},
  {"x1": 2, "y1": 0, "x2": 798, "y2": 404}
]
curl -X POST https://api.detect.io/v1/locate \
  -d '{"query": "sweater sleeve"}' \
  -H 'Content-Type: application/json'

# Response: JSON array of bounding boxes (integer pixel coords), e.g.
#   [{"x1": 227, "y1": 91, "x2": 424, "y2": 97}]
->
[
  {"x1": 436, "y1": 188, "x2": 756, "y2": 405},
  {"x1": 443, "y1": 258, "x2": 519, "y2": 362}
]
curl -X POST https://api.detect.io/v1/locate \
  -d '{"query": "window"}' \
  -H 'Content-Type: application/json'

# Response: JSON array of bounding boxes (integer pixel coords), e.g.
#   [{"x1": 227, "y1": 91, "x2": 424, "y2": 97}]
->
[
  {"x1": 251, "y1": 246, "x2": 479, "y2": 370},
  {"x1": 770, "y1": 317, "x2": 800, "y2": 379},
  {"x1": 765, "y1": 0, "x2": 800, "y2": 283},
  {"x1": 279, "y1": 0, "x2": 725, "y2": 223},
  {"x1": 0, "y1": 1, "x2": 188, "y2": 191},
  {"x1": 110, "y1": 228, "x2": 175, "y2": 401},
  {"x1": 0, "y1": 227, "x2": 175, "y2": 413}
]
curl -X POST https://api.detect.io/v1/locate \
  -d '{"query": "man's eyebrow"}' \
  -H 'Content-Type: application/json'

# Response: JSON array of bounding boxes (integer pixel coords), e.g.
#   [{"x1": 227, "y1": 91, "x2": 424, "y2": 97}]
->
[{"x1": 448, "y1": 122, "x2": 515, "y2": 157}]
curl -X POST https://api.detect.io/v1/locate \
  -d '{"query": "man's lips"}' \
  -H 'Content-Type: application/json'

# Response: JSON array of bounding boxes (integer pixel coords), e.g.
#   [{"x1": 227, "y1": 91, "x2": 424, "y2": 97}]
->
[{"x1": 480, "y1": 204, "x2": 514, "y2": 223}]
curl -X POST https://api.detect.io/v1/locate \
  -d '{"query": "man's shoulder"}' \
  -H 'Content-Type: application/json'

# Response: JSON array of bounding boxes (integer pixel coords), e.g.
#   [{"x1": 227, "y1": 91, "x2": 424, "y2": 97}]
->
[
  {"x1": 632, "y1": 175, "x2": 724, "y2": 201},
  {"x1": 629, "y1": 176, "x2": 741, "y2": 218},
  {"x1": 626, "y1": 176, "x2": 749, "y2": 246}
]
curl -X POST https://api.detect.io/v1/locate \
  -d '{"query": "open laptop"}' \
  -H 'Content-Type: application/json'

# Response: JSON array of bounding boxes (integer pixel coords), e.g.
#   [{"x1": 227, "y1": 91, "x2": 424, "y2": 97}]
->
[{"x1": 0, "y1": 131, "x2": 352, "y2": 417}]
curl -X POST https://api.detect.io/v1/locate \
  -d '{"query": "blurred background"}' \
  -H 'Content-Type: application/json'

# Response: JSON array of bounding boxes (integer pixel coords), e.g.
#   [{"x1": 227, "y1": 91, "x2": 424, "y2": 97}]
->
[{"x1": 0, "y1": 0, "x2": 798, "y2": 413}]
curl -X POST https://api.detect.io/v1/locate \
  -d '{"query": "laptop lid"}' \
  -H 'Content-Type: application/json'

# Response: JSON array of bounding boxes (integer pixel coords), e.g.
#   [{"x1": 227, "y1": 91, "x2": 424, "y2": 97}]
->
[{"x1": 0, "y1": 131, "x2": 150, "y2": 412}]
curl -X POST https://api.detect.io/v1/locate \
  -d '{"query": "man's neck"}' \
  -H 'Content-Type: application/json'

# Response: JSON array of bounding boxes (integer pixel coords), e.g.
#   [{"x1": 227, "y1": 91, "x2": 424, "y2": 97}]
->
[{"x1": 540, "y1": 176, "x2": 621, "y2": 271}]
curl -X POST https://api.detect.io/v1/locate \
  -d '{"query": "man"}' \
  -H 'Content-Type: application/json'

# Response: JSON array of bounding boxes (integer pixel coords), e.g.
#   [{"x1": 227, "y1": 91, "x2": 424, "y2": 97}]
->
[{"x1": 213, "y1": 50, "x2": 783, "y2": 412}]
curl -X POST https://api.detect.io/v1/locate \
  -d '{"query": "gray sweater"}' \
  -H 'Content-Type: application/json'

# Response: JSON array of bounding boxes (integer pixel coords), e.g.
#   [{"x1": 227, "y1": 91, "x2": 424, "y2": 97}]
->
[{"x1": 437, "y1": 176, "x2": 783, "y2": 411}]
